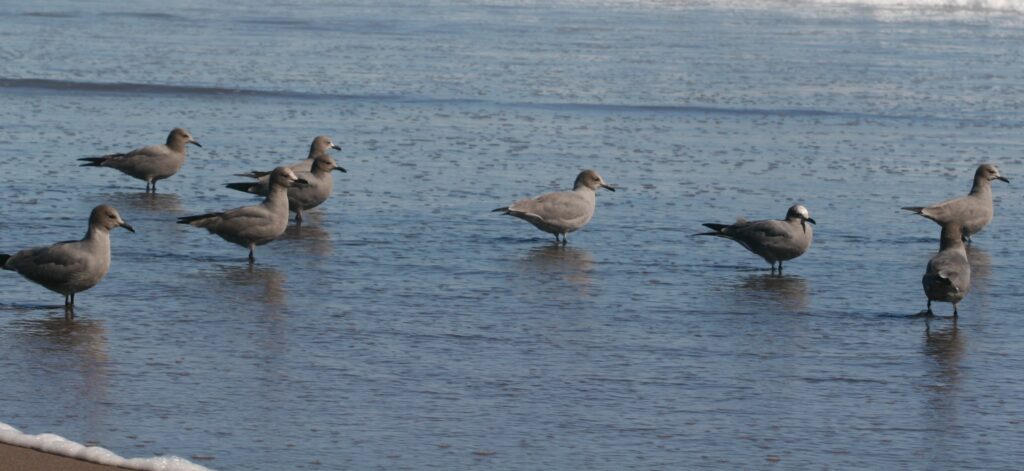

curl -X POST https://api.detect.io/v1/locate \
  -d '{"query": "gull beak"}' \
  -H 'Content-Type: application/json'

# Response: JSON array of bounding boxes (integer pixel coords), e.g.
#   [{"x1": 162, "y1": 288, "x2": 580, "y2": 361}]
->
[
  {"x1": 334, "y1": 165, "x2": 347, "y2": 173},
  {"x1": 120, "y1": 222, "x2": 136, "y2": 233},
  {"x1": 294, "y1": 178, "x2": 309, "y2": 185},
  {"x1": 601, "y1": 183, "x2": 616, "y2": 192},
  {"x1": 330, "y1": 143, "x2": 342, "y2": 151},
  {"x1": 801, "y1": 217, "x2": 815, "y2": 234},
  {"x1": 190, "y1": 140, "x2": 203, "y2": 148},
  {"x1": 998, "y1": 176, "x2": 1010, "y2": 183}
]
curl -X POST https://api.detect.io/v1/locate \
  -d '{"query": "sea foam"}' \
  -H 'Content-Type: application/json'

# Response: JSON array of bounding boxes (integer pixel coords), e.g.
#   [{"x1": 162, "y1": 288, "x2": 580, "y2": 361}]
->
[
  {"x1": 520, "y1": 0, "x2": 1024, "y2": 14},
  {"x1": 0, "y1": 421, "x2": 213, "y2": 471},
  {"x1": 803, "y1": 0, "x2": 1024, "y2": 12}
]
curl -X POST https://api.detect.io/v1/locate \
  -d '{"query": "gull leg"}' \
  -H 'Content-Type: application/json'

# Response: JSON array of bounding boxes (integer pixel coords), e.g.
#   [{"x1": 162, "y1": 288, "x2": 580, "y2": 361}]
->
[
  {"x1": 295, "y1": 209, "x2": 303, "y2": 225},
  {"x1": 953, "y1": 304, "x2": 958, "y2": 319},
  {"x1": 248, "y1": 244, "x2": 256, "y2": 264},
  {"x1": 926, "y1": 300, "x2": 933, "y2": 316}
]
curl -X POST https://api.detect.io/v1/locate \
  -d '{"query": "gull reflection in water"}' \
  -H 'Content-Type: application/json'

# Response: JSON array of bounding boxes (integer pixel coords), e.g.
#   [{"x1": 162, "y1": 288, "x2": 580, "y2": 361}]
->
[
  {"x1": 9, "y1": 316, "x2": 109, "y2": 433},
  {"x1": 924, "y1": 322, "x2": 964, "y2": 388},
  {"x1": 520, "y1": 244, "x2": 595, "y2": 293},
  {"x1": 736, "y1": 274, "x2": 809, "y2": 312},
  {"x1": 105, "y1": 191, "x2": 183, "y2": 213},
  {"x1": 922, "y1": 321, "x2": 965, "y2": 448},
  {"x1": 278, "y1": 220, "x2": 332, "y2": 258},
  {"x1": 966, "y1": 245, "x2": 991, "y2": 290},
  {"x1": 205, "y1": 264, "x2": 288, "y2": 306},
  {"x1": 11, "y1": 316, "x2": 109, "y2": 365}
]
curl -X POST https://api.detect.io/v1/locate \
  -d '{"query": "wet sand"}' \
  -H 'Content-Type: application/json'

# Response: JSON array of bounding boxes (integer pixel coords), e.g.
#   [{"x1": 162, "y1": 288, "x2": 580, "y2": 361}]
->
[{"x1": 0, "y1": 443, "x2": 134, "y2": 471}]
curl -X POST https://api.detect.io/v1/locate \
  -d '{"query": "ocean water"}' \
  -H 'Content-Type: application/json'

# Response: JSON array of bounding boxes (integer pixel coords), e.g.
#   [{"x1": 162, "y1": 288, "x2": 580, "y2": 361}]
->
[{"x1": 1, "y1": 0, "x2": 1024, "y2": 469}]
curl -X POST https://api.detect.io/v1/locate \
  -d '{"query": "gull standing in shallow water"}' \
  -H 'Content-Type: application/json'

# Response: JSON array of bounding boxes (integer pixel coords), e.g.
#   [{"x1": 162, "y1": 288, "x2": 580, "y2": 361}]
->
[
  {"x1": 235, "y1": 135, "x2": 342, "y2": 182},
  {"x1": 79, "y1": 128, "x2": 202, "y2": 192},
  {"x1": 226, "y1": 155, "x2": 347, "y2": 223},
  {"x1": 493, "y1": 169, "x2": 615, "y2": 244},
  {"x1": 922, "y1": 224, "x2": 971, "y2": 318},
  {"x1": 694, "y1": 204, "x2": 815, "y2": 272},
  {"x1": 178, "y1": 167, "x2": 306, "y2": 263},
  {"x1": 902, "y1": 163, "x2": 1009, "y2": 242},
  {"x1": 0, "y1": 205, "x2": 135, "y2": 310}
]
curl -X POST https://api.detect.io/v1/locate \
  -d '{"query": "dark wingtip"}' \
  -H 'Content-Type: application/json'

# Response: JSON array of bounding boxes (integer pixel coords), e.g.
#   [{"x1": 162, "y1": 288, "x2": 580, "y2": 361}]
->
[
  {"x1": 693, "y1": 223, "x2": 729, "y2": 237},
  {"x1": 177, "y1": 213, "x2": 218, "y2": 225},
  {"x1": 701, "y1": 223, "x2": 728, "y2": 231},
  {"x1": 226, "y1": 182, "x2": 255, "y2": 193},
  {"x1": 78, "y1": 157, "x2": 105, "y2": 167},
  {"x1": 901, "y1": 206, "x2": 924, "y2": 213},
  {"x1": 0, "y1": 254, "x2": 10, "y2": 267},
  {"x1": 234, "y1": 170, "x2": 271, "y2": 179},
  {"x1": 492, "y1": 207, "x2": 510, "y2": 213}
]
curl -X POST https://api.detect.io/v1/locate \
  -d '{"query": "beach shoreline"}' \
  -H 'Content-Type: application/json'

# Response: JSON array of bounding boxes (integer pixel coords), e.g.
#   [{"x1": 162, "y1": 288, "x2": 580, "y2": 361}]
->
[
  {"x1": 0, "y1": 421, "x2": 212, "y2": 471},
  {"x1": 0, "y1": 442, "x2": 136, "y2": 471}
]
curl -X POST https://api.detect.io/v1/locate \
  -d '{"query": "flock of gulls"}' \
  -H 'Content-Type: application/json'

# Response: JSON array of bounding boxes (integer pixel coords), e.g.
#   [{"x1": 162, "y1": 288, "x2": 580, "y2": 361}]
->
[{"x1": 0, "y1": 127, "x2": 1010, "y2": 319}]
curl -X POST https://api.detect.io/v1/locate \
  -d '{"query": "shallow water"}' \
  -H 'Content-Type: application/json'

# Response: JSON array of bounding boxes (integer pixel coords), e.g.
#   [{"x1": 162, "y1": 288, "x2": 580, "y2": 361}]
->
[{"x1": 2, "y1": 0, "x2": 1024, "y2": 469}]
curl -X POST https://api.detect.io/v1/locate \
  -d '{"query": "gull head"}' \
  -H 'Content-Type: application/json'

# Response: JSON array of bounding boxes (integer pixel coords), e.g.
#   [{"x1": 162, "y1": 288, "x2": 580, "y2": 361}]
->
[
  {"x1": 169, "y1": 127, "x2": 201, "y2": 148},
  {"x1": 574, "y1": 169, "x2": 615, "y2": 192},
  {"x1": 271, "y1": 167, "x2": 308, "y2": 187},
  {"x1": 312, "y1": 135, "x2": 342, "y2": 153},
  {"x1": 314, "y1": 155, "x2": 347, "y2": 174},
  {"x1": 977, "y1": 163, "x2": 1009, "y2": 183},
  {"x1": 786, "y1": 204, "x2": 815, "y2": 232},
  {"x1": 90, "y1": 204, "x2": 135, "y2": 233}
]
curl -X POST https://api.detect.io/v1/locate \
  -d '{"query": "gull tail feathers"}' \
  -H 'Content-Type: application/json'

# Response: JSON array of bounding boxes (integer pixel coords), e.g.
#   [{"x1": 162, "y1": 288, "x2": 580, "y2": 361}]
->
[
  {"x1": 693, "y1": 223, "x2": 730, "y2": 236},
  {"x1": 234, "y1": 170, "x2": 271, "y2": 179},
  {"x1": 78, "y1": 154, "x2": 121, "y2": 167},
  {"x1": 226, "y1": 182, "x2": 260, "y2": 194},
  {"x1": 177, "y1": 213, "x2": 223, "y2": 227}
]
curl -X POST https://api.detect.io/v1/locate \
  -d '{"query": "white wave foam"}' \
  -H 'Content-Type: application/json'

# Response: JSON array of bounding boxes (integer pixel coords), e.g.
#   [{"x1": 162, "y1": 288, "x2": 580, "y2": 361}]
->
[
  {"x1": 802, "y1": 0, "x2": 1024, "y2": 12},
  {"x1": 0, "y1": 421, "x2": 213, "y2": 471},
  {"x1": 485, "y1": 0, "x2": 1024, "y2": 14}
]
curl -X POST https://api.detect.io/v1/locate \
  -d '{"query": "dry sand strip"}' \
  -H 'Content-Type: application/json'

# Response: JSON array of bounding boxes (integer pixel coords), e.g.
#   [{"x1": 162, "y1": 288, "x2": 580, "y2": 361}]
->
[{"x1": 0, "y1": 442, "x2": 136, "y2": 471}]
